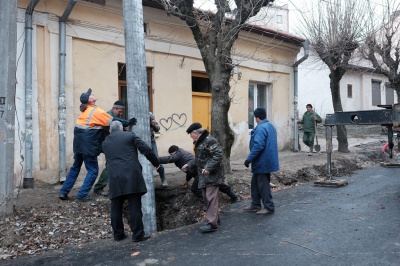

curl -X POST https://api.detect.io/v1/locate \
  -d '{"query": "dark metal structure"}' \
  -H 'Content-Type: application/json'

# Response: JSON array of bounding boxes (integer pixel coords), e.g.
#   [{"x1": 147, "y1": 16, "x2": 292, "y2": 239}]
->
[{"x1": 324, "y1": 104, "x2": 400, "y2": 178}]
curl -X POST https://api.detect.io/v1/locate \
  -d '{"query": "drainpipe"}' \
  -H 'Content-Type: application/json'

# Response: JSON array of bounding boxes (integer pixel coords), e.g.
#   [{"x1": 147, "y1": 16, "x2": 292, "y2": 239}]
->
[
  {"x1": 23, "y1": 0, "x2": 40, "y2": 189},
  {"x1": 59, "y1": 0, "x2": 77, "y2": 183},
  {"x1": 293, "y1": 40, "x2": 310, "y2": 152}
]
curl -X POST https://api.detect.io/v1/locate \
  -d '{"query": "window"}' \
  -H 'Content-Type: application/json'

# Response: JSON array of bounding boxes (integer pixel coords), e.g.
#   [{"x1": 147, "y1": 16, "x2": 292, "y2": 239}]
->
[
  {"x1": 386, "y1": 85, "x2": 394, "y2": 105},
  {"x1": 248, "y1": 82, "x2": 271, "y2": 129},
  {"x1": 371, "y1": 80, "x2": 381, "y2": 106},
  {"x1": 192, "y1": 72, "x2": 211, "y2": 93},
  {"x1": 347, "y1": 84, "x2": 352, "y2": 98},
  {"x1": 276, "y1": 15, "x2": 283, "y2": 24},
  {"x1": 118, "y1": 63, "x2": 153, "y2": 119}
]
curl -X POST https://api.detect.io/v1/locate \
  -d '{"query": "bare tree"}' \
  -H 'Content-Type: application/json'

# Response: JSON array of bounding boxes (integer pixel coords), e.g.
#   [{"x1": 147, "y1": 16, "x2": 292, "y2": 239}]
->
[
  {"x1": 156, "y1": 0, "x2": 274, "y2": 172},
  {"x1": 362, "y1": 0, "x2": 400, "y2": 101},
  {"x1": 298, "y1": 0, "x2": 370, "y2": 153}
]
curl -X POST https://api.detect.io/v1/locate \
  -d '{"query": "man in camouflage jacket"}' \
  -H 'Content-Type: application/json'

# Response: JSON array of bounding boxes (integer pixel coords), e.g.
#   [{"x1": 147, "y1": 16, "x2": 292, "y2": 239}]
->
[{"x1": 183, "y1": 122, "x2": 224, "y2": 233}]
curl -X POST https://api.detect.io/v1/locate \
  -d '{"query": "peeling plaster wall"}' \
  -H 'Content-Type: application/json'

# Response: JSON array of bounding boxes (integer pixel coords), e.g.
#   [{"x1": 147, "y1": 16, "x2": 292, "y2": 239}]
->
[{"x1": 15, "y1": 0, "x2": 301, "y2": 183}]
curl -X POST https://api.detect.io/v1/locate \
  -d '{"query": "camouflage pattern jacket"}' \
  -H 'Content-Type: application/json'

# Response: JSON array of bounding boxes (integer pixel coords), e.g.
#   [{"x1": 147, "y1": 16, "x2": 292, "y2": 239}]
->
[{"x1": 188, "y1": 130, "x2": 224, "y2": 189}]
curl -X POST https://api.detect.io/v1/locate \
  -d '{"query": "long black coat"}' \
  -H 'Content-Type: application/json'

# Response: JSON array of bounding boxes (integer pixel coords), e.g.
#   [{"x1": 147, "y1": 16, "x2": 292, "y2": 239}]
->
[{"x1": 102, "y1": 130, "x2": 159, "y2": 199}]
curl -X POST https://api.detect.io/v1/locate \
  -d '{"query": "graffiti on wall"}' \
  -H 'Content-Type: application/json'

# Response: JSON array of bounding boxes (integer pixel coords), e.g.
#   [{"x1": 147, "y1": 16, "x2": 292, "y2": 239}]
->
[{"x1": 159, "y1": 113, "x2": 187, "y2": 131}]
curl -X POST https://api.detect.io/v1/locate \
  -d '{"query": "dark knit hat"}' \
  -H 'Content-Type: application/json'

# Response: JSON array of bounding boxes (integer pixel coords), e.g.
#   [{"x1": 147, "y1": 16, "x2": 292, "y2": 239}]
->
[
  {"x1": 80, "y1": 88, "x2": 92, "y2": 104},
  {"x1": 253, "y1": 107, "x2": 266, "y2": 119},
  {"x1": 168, "y1": 145, "x2": 179, "y2": 154},
  {"x1": 186, "y1": 122, "x2": 202, "y2": 134},
  {"x1": 113, "y1": 100, "x2": 125, "y2": 109}
]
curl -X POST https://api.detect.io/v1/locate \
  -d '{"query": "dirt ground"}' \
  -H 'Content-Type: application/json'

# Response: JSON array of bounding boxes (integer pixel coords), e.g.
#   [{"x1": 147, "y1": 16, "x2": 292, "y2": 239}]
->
[{"x1": 1, "y1": 125, "x2": 398, "y2": 260}]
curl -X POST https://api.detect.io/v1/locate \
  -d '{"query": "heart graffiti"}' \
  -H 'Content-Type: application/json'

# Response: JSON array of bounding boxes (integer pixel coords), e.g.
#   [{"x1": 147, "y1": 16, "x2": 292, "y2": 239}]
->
[
  {"x1": 159, "y1": 117, "x2": 173, "y2": 131},
  {"x1": 159, "y1": 113, "x2": 187, "y2": 131},
  {"x1": 172, "y1": 113, "x2": 187, "y2": 126}
]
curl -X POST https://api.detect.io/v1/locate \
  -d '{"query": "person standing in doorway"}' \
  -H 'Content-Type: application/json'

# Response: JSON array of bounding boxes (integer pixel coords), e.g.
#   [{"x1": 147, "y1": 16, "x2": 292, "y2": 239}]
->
[
  {"x1": 297, "y1": 104, "x2": 322, "y2": 153},
  {"x1": 243, "y1": 107, "x2": 279, "y2": 215}
]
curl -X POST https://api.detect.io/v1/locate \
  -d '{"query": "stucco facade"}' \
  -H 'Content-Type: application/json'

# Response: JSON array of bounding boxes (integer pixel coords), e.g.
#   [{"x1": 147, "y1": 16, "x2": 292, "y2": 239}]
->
[{"x1": 15, "y1": 0, "x2": 303, "y2": 184}]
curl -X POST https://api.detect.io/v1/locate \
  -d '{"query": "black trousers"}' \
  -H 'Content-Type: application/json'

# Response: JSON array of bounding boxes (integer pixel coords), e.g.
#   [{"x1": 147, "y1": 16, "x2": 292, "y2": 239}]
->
[
  {"x1": 191, "y1": 176, "x2": 236, "y2": 199},
  {"x1": 111, "y1": 193, "x2": 145, "y2": 240}
]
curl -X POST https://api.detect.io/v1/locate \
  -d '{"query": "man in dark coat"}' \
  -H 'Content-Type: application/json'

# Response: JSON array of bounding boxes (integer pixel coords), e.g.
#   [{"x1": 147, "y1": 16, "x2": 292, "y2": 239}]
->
[
  {"x1": 183, "y1": 123, "x2": 224, "y2": 233},
  {"x1": 102, "y1": 121, "x2": 160, "y2": 242},
  {"x1": 159, "y1": 145, "x2": 240, "y2": 202}
]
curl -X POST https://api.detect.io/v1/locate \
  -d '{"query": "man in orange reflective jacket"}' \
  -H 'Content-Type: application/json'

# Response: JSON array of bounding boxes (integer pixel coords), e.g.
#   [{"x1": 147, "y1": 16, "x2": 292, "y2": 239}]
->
[{"x1": 59, "y1": 88, "x2": 135, "y2": 202}]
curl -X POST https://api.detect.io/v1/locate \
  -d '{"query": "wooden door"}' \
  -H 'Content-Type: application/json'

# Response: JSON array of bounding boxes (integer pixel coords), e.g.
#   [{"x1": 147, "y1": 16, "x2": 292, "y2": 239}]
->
[{"x1": 192, "y1": 92, "x2": 212, "y2": 131}]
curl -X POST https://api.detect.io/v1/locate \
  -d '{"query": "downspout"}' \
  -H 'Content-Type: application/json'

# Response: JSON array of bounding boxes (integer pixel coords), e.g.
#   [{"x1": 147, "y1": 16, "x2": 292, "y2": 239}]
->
[
  {"x1": 23, "y1": 0, "x2": 40, "y2": 189},
  {"x1": 59, "y1": 0, "x2": 77, "y2": 183},
  {"x1": 293, "y1": 40, "x2": 310, "y2": 152}
]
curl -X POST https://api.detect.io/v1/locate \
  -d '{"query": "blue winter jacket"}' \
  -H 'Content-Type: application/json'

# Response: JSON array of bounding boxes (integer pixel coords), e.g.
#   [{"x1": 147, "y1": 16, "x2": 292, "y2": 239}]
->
[{"x1": 246, "y1": 119, "x2": 280, "y2": 174}]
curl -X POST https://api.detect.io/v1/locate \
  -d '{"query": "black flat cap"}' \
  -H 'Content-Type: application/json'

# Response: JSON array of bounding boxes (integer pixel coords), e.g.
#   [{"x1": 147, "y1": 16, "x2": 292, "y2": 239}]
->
[{"x1": 186, "y1": 122, "x2": 202, "y2": 134}]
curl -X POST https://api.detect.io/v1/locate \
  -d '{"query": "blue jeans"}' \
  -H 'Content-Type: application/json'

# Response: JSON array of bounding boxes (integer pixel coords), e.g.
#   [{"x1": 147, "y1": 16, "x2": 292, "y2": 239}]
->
[
  {"x1": 251, "y1": 173, "x2": 274, "y2": 211},
  {"x1": 60, "y1": 154, "x2": 99, "y2": 198}
]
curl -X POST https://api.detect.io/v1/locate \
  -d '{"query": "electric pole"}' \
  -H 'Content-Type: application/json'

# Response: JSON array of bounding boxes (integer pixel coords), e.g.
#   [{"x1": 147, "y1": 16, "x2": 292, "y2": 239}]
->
[
  {"x1": 122, "y1": 1, "x2": 157, "y2": 232},
  {"x1": 0, "y1": 0, "x2": 17, "y2": 216}
]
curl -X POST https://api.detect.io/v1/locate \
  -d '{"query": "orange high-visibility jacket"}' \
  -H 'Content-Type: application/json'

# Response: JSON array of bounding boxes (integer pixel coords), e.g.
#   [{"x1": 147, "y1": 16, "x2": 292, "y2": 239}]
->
[{"x1": 73, "y1": 105, "x2": 113, "y2": 156}]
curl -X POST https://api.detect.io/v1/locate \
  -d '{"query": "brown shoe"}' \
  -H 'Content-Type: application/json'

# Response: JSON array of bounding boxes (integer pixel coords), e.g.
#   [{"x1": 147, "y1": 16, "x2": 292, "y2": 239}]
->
[
  {"x1": 256, "y1": 209, "x2": 274, "y2": 215},
  {"x1": 243, "y1": 205, "x2": 261, "y2": 212}
]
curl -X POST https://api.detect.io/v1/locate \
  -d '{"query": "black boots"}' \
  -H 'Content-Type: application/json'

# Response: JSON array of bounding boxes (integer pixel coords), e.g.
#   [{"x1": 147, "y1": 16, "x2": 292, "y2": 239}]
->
[{"x1": 226, "y1": 188, "x2": 241, "y2": 203}]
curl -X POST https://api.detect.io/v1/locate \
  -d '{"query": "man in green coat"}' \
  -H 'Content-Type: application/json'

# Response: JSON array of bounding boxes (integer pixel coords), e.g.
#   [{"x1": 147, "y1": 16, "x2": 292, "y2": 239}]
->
[
  {"x1": 183, "y1": 122, "x2": 224, "y2": 233},
  {"x1": 94, "y1": 100, "x2": 127, "y2": 196},
  {"x1": 297, "y1": 104, "x2": 322, "y2": 153}
]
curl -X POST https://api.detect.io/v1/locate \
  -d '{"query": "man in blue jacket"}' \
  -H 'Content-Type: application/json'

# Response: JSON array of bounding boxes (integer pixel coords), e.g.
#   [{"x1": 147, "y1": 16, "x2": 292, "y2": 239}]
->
[{"x1": 243, "y1": 107, "x2": 279, "y2": 215}]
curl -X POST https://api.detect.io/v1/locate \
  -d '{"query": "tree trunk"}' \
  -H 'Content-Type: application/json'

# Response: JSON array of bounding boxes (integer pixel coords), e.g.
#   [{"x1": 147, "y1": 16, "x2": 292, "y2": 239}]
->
[
  {"x1": 210, "y1": 71, "x2": 235, "y2": 174},
  {"x1": 330, "y1": 71, "x2": 349, "y2": 153}
]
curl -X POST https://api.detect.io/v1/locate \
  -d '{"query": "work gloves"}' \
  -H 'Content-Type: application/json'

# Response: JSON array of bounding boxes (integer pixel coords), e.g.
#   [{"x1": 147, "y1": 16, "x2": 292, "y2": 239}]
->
[
  {"x1": 244, "y1": 160, "x2": 250, "y2": 168},
  {"x1": 128, "y1": 117, "x2": 137, "y2": 126}
]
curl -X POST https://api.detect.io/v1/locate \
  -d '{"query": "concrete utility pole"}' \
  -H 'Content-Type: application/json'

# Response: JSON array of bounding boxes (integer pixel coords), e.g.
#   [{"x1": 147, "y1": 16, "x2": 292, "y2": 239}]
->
[
  {"x1": 122, "y1": 1, "x2": 157, "y2": 232},
  {"x1": 0, "y1": 0, "x2": 17, "y2": 216}
]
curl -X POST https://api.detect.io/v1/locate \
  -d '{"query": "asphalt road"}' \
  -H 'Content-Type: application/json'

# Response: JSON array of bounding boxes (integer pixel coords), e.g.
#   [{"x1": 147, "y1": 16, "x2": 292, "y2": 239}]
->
[{"x1": 6, "y1": 165, "x2": 400, "y2": 266}]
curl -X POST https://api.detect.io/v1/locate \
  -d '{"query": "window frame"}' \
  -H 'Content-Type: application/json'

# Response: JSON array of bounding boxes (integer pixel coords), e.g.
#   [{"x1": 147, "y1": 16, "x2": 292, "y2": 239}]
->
[
  {"x1": 276, "y1": 14, "x2": 283, "y2": 24},
  {"x1": 118, "y1": 64, "x2": 153, "y2": 119},
  {"x1": 248, "y1": 81, "x2": 272, "y2": 130},
  {"x1": 371, "y1": 79, "x2": 382, "y2": 106},
  {"x1": 347, "y1": 84, "x2": 352, "y2": 98}
]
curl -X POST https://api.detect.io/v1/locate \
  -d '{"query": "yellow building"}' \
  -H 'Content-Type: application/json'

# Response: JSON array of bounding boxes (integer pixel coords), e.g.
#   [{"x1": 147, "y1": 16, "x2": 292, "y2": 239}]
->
[{"x1": 15, "y1": 0, "x2": 304, "y2": 184}]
